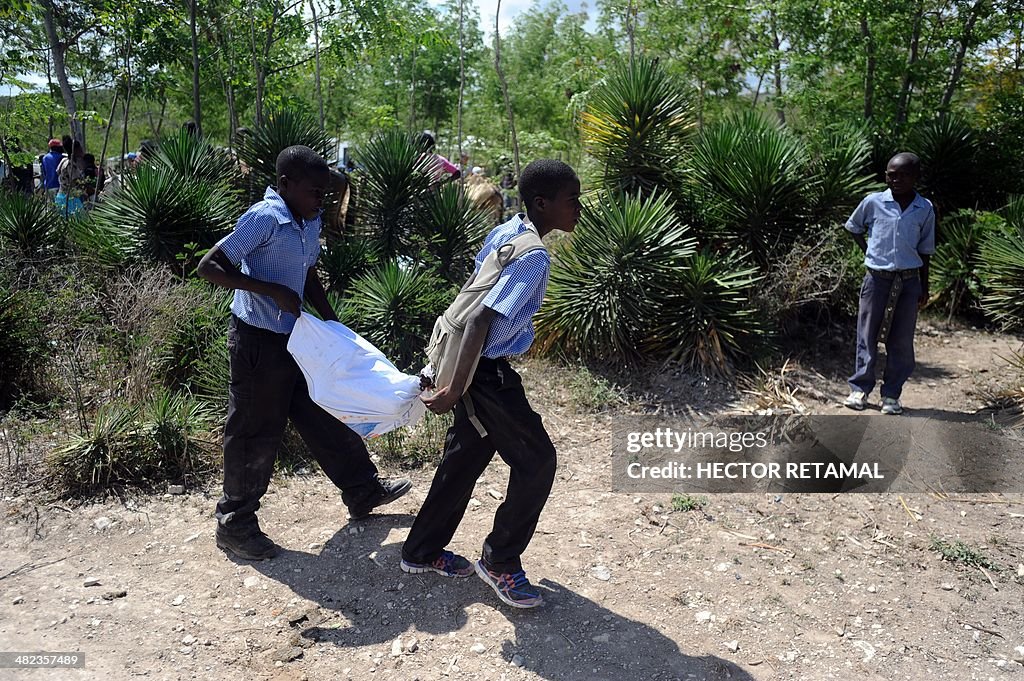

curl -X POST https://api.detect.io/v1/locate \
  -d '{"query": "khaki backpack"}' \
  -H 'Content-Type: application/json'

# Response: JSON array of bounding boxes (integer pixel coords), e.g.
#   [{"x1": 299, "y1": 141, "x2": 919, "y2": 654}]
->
[{"x1": 426, "y1": 225, "x2": 546, "y2": 394}]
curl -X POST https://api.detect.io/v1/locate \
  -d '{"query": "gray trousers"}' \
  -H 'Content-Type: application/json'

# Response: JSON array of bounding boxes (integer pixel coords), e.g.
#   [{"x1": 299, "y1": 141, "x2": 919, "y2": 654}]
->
[{"x1": 849, "y1": 271, "x2": 921, "y2": 399}]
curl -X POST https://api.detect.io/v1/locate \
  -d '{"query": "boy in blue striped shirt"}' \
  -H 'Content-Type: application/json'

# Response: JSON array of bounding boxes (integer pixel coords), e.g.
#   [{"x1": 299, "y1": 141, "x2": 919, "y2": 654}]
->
[
  {"x1": 400, "y1": 159, "x2": 582, "y2": 608},
  {"x1": 197, "y1": 146, "x2": 411, "y2": 561}
]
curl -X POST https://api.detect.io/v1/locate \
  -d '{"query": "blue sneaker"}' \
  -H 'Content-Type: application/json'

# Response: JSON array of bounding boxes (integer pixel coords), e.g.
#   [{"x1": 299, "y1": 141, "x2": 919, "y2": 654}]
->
[
  {"x1": 475, "y1": 560, "x2": 543, "y2": 608},
  {"x1": 400, "y1": 550, "x2": 474, "y2": 578}
]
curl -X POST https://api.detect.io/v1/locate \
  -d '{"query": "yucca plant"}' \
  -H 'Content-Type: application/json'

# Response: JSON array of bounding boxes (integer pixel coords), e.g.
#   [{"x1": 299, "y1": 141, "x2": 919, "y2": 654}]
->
[
  {"x1": 806, "y1": 123, "x2": 878, "y2": 224},
  {"x1": 340, "y1": 261, "x2": 451, "y2": 371},
  {"x1": 689, "y1": 111, "x2": 814, "y2": 267},
  {"x1": 237, "y1": 108, "x2": 333, "y2": 201},
  {"x1": 0, "y1": 190, "x2": 64, "y2": 262},
  {"x1": 319, "y1": 235, "x2": 380, "y2": 296},
  {"x1": 89, "y1": 165, "x2": 239, "y2": 267},
  {"x1": 658, "y1": 249, "x2": 765, "y2": 376},
  {"x1": 979, "y1": 197, "x2": 1024, "y2": 330},
  {"x1": 141, "y1": 390, "x2": 217, "y2": 481},
  {"x1": 49, "y1": 402, "x2": 141, "y2": 495},
  {"x1": 420, "y1": 182, "x2": 491, "y2": 284},
  {"x1": 353, "y1": 129, "x2": 434, "y2": 260},
  {"x1": 929, "y1": 210, "x2": 999, "y2": 318},
  {"x1": 150, "y1": 128, "x2": 239, "y2": 185},
  {"x1": 534, "y1": 192, "x2": 696, "y2": 361},
  {"x1": 580, "y1": 57, "x2": 694, "y2": 199},
  {"x1": 909, "y1": 116, "x2": 978, "y2": 213}
]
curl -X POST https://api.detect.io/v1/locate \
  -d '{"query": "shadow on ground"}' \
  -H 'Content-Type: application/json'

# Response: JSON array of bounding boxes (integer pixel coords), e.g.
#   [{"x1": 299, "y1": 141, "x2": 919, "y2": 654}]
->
[{"x1": 233, "y1": 513, "x2": 756, "y2": 680}]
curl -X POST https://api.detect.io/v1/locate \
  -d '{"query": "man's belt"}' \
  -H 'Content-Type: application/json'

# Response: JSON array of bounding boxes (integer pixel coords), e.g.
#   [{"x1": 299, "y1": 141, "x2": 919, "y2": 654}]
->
[
  {"x1": 868, "y1": 269, "x2": 918, "y2": 343},
  {"x1": 868, "y1": 267, "x2": 919, "y2": 280}
]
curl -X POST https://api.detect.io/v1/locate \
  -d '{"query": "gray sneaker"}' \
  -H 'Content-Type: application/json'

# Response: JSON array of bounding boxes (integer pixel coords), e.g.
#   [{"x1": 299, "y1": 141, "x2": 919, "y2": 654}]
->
[
  {"x1": 844, "y1": 390, "x2": 867, "y2": 410},
  {"x1": 880, "y1": 397, "x2": 903, "y2": 415}
]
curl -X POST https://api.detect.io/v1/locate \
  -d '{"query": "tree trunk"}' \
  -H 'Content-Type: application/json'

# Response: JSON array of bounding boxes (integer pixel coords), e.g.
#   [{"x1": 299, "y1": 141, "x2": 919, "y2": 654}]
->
[
  {"x1": 861, "y1": 9, "x2": 876, "y2": 120},
  {"x1": 895, "y1": 0, "x2": 925, "y2": 125},
  {"x1": 494, "y1": 0, "x2": 520, "y2": 177},
  {"x1": 191, "y1": 0, "x2": 202, "y2": 134},
  {"x1": 81, "y1": 78, "x2": 88, "y2": 149},
  {"x1": 770, "y1": 8, "x2": 786, "y2": 124},
  {"x1": 44, "y1": 49, "x2": 55, "y2": 137},
  {"x1": 99, "y1": 89, "x2": 119, "y2": 174},
  {"x1": 939, "y1": 0, "x2": 985, "y2": 116},
  {"x1": 40, "y1": 0, "x2": 82, "y2": 142},
  {"x1": 311, "y1": 0, "x2": 324, "y2": 130},
  {"x1": 457, "y1": 0, "x2": 465, "y2": 181}
]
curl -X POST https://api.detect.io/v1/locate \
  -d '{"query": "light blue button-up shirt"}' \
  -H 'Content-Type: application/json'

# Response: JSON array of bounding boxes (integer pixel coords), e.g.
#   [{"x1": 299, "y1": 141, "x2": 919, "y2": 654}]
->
[
  {"x1": 216, "y1": 187, "x2": 321, "y2": 334},
  {"x1": 476, "y1": 214, "x2": 550, "y2": 359},
  {"x1": 845, "y1": 189, "x2": 936, "y2": 271}
]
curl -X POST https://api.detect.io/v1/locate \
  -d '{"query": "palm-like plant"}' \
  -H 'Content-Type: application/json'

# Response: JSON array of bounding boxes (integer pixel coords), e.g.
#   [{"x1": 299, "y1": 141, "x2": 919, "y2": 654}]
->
[
  {"x1": 150, "y1": 128, "x2": 239, "y2": 185},
  {"x1": 929, "y1": 210, "x2": 997, "y2": 318},
  {"x1": 580, "y1": 57, "x2": 694, "y2": 198},
  {"x1": 0, "y1": 190, "x2": 63, "y2": 261},
  {"x1": 979, "y1": 197, "x2": 1024, "y2": 330},
  {"x1": 688, "y1": 111, "x2": 814, "y2": 267},
  {"x1": 806, "y1": 124, "x2": 878, "y2": 224},
  {"x1": 237, "y1": 108, "x2": 333, "y2": 200},
  {"x1": 658, "y1": 249, "x2": 765, "y2": 376},
  {"x1": 353, "y1": 129, "x2": 434, "y2": 260},
  {"x1": 534, "y1": 192, "x2": 696, "y2": 361},
  {"x1": 89, "y1": 166, "x2": 239, "y2": 267},
  {"x1": 319, "y1": 235, "x2": 380, "y2": 296},
  {"x1": 420, "y1": 183, "x2": 491, "y2": 284},
  {"x1": 341, "y1": 261, "x2": 451, "y2": 371},
  {"x1": 909, "y1": 116, "x2": 978, "y2": 213}
]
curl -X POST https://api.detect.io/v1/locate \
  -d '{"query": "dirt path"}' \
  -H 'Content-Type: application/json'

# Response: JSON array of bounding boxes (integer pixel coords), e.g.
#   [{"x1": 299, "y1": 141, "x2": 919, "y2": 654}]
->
[{"x1": 2, "y1": 324, "x2": 1023, "y2": 680}]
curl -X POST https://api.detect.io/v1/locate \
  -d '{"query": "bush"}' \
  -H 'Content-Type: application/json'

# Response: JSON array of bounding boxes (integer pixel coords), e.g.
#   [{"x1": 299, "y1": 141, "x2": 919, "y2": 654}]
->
[
  {"x1": 978, "y1": 197, "x2": 1024, "y2": 330},
  {"x1": 534, "y1": 192, "x2": 695, "y2": 362},
  {"x1": 352, "y1": 129, "x2": 434, "y2": 260},
  {"x1": 48, "y1": 393, "x2": 217, "y2": 496},
  {"x1": 371, "y1": 410, "x2": 452, "y2": 468},
  {"x1": 579, "y1": 56, "x2": 694, "y2": 199},
  {"x1": 150, "y1": 128, "x2": 239, "y2": 186},
  {"x1": 237, "y1": 108, "x2": 333, "y2": 202},
  {"x1": 658, "y1": 249, "x2": 765, "y2": 376},
  {"x1": 340, "y1": 261, "x2": 451, "y2": 372},
  {"x1": 319, "y1": 235, "x2": 380, "y2": 297},
  {"x1": 929, "y1": 210, "x2": 1002, "y2": 319},
  {"x1": 0, "y1": 279, "x2": 50, "y2": 409},
  {"x1": 688, "y1": 111, "x2": 812, "y2": 265},
  {"x1": 420, "y1": 182, "x2": 491, "y2": 285},
  {"x1": 0, "y1": 190, "x2": 64, "y2": 263},
  {"x1": 88, "y1": 166, "x2": 239, "y2": 268}
]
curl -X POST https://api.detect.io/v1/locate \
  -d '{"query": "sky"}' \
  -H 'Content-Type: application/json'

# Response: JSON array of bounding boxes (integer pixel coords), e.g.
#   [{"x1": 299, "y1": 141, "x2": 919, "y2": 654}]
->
[{"x1": 432, "y1": 0, "x2": 595, "y2": 36}]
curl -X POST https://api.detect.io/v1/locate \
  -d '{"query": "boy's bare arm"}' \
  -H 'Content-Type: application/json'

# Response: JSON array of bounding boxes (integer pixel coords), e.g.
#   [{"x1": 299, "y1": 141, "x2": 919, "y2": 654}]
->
[
  {"x1": 422, "y1": 305, "x2": 497, "y2": 414},
  {"x1": 851, "y1": 233, "x2": 868, "y2": 254},
  {"x1": 197, "y1": 246, "x2": 301, "y2": 316},
  {"x1": 303, "y1": 266, "x2": 339, "y2": 322}
]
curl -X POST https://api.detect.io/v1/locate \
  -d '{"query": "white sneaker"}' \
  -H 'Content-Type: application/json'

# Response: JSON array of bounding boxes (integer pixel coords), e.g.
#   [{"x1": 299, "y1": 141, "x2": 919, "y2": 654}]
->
[
  {"x1": 844, "y1": 391, "x2": 867, "y2": 410},
  {"x1": 880, "y1": 397, "x2": 903, "y2": 415}
]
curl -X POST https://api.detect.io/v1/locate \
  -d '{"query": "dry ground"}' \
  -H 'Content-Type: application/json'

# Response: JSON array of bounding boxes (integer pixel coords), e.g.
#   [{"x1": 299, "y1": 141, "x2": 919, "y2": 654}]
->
[{"x1": 2, "y1": 320, "x2": 1023, "y2": 681}]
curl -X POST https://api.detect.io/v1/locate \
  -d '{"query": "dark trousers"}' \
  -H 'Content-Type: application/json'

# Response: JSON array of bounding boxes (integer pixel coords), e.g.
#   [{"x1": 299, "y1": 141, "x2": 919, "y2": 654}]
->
[
  {"x1": 402, "y1": 357, "x2": 556, "y2": 573},
  {"x1": 215, "y1": 316, "x2": 380, "y2": 533},
  {"x1": 849, "y1": 271, "x2": 921, "y2": 399}
]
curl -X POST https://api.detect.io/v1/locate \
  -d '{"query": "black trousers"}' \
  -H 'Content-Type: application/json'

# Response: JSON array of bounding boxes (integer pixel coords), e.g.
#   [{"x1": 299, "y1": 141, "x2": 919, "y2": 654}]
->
[
  {"x1": 215, "y1": 315, "x2": 380, "y2": 532},
  {"x1": 402, "y1": 357, "x2": 557, "y2": 573}
]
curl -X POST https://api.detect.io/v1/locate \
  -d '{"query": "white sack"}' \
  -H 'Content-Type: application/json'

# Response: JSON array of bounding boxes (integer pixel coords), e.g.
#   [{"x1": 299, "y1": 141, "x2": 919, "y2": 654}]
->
[{"x1": 287, "y1": 314, "x2": 426, "y2": 438}]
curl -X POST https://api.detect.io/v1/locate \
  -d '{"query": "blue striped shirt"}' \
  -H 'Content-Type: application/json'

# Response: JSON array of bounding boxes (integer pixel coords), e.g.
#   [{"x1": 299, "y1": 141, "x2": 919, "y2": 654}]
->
[
  {"x1": 845, "y1": 189, "x2": 936, "y2": 271},
  {"x1": 477, "y1": 215, "x2": 550, "y2": 358},
  {"x1": 216, "y1": 187, "x2": 321, "y2": 334}
]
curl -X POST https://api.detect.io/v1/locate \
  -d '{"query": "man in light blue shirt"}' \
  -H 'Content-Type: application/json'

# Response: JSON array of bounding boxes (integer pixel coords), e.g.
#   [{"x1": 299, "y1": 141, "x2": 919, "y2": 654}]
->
[{"x1": 843, "y1": 152, "x2": 935, "y2": 415}]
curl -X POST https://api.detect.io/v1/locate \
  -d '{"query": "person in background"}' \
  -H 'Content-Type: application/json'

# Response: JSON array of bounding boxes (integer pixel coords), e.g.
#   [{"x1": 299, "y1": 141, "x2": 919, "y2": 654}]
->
[
  {"x1": 418, "y1": 132, "x2": 461, "y2": 185},
  {"x1": 41, "y1": 138, "x2": 64, "y2": 197},
  {"x1": 55, "y1": 139, "x2": 86, "y2": 217}
]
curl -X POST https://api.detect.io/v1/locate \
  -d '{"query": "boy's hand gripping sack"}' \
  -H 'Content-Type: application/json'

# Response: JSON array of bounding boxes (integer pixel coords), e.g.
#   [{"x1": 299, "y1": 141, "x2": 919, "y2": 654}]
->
[
  {"x1": 425, "y1": 226, "x2": 545, "y2": 393},
  {"x1": 287, "y1": 314, "x2": 426, "y2": 438}
]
